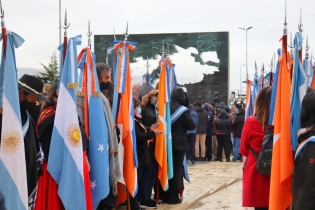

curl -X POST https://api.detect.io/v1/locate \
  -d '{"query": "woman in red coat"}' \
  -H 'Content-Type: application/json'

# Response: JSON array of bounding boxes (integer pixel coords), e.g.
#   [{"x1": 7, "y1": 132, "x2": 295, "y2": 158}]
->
[{"x1": 240, "y1": 87, "x2": 272, "y2": 210}]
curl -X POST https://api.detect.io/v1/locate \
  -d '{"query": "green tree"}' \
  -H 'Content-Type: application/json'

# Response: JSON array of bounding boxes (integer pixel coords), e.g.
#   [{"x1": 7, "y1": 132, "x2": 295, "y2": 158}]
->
[{"x1": 37, "y1": 53, "x2": 59, "y2": 84}]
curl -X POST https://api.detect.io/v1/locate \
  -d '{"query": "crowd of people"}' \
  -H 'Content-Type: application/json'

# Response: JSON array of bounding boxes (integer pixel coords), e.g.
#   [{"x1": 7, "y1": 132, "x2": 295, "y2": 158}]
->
[
  {"x1": 1, "y1": 62, "x2": 315, "y2": 210},
  {"x1": 185, "y1": 100, "x2": 246, "y2": 164}
]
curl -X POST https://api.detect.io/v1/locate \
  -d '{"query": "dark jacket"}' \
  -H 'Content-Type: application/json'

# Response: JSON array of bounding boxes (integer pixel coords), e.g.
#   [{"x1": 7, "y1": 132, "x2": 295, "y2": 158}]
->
[
  {"x1": 134, "y1": 116, "x2": 155, "y2": 165},
  {"x1": 0, "y1": 191, "x2": 6, "y2": 210},
  {"x1": 140, "y1": 86, "x2": 158, "y2": 165},
  {"x1": 232, "y1": 108, "x2": 245, "y2": 138},
  {"x1": 292, "y1": 142, "x2": 315, "y2": 210},
  {"x1": 170, "y1": 87, "x2": 196, "y2": 151},
  {"x1": 187, "y1": 104, "x2": 198, "y2": 134},
  {"x1": 0, "y1": 109, "x2": 40, "y2": 204},
  {"x1": 204, "y1": 103, "x2": 214, "y2": 136},
  {"x1": 215, "y1": 110, "x2": 231, "y2": 134},
  {"x1": 195, "y1": 106, "x2": 208, "y2": 134}
]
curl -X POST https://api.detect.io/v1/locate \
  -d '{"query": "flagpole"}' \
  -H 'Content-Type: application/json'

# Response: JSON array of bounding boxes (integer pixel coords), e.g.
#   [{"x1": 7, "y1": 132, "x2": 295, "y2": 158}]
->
[
  {"x1": 59, "y1": 0, "x2": 61, "y2": 46},
  {"x1": 298, "y1": 8, "x2": 303, "y2": 62},
  {"x1": 0, "y1": 1, "x2": 6, "y2": 54},
  {"x1": 62, "y1": 10, "x2": 70, "y2": 62}
]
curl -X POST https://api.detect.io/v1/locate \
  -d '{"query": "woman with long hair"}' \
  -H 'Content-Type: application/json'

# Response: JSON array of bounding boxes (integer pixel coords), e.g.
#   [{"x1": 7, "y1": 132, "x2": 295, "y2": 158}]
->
[
  {"x1": 292, "y1": 91, "x2": 315, "y2": 209},
  {"x1": 240, "y1": 86, "x2": 272, "y2": 210}
]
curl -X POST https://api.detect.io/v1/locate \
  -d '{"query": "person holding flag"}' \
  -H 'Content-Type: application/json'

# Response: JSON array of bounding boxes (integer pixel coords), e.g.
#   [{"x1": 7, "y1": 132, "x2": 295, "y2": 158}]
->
[
  {"x1": 94, "y1": 62, "x2": 121, "y2": 210},
  {"x1": 131, "y1": 97, "x2": 162, "y2": 209},
  {"x1": 292, "y1": 91, "x2": 315, "y2": 209},
  {"x1": 1, "y1": 74, "x2": 49, "y2": 210},
  {"x1": 35, "y1": 84, "x2": 89, "y2": 210},
  {"x1": 0, "y1": 2, "x2": 49, "y2": 208},
  {"x1": 159, "y1": 87, "x2": 195, "y2": 204},
  {"x1": 47, "y1": 31, "x2": 88, "y2": 209},
  {"x1": 137, "y1": 83, "x2": 160, "y2": 208}
]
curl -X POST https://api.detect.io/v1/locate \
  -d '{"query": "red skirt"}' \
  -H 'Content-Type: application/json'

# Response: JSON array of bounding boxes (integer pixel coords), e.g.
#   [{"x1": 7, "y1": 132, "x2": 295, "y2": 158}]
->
[
  {"x1": 34, "y1": 161, "x2": 64, "y2": 210},
  {"x1": 83, "y1": 151, "x2": 93, "y2": 210}
]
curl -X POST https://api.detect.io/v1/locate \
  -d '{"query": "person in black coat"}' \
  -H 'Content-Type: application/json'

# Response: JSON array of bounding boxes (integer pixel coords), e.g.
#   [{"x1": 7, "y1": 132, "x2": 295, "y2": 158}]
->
[
  {"x1": 203, "y1": 103, "x2": 214, "y2": 161},
  {"x1": 293, "y1": 91, "x2": 315, "y2": 210},
  {"x1": 130, "y1": 98, "x2": 162, "y2": 210},
  {"x1": 161, "y1": 87, "x2": 196, "y2": 204},
  {"x1": 137, "y1": 84, "x2": 160, "y2": 208},
  {"x1": 232, "y1": 108, "x2": 245, "y2": 162},
  {"x1": 194, "y1": 101, "x2": 208, "y2": 161},
  {"x1": 215, "y1": 110, "x2": 232, "y2": 162}
]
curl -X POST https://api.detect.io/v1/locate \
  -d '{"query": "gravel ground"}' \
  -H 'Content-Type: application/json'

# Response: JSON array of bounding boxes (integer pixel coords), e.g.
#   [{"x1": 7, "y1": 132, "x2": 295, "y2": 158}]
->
[{"x1": 117, "y1": 160, "x2": 249, "y2": 210}]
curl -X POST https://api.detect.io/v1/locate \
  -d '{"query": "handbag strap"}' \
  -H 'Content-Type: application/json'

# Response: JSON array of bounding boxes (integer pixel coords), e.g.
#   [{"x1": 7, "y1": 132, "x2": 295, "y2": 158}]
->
[{"x1": 249, "y1": 146, "x2": 259, "y2": 159}]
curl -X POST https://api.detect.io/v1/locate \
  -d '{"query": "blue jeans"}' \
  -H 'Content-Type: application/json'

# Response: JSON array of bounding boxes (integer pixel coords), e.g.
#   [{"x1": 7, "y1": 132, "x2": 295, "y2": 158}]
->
[{"x1": 233, "y1": 137, "x2": 241, "y2": 161}]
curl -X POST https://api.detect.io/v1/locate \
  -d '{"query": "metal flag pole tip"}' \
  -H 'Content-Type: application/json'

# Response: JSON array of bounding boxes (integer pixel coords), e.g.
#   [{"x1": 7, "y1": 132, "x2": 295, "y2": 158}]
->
[
  {"x1": 160, "y1": 40, "x2": 166, "y2": 58},
  {"x1": 87, "y1": 20, "x2": 92, "y2": 48},
  {"x1": 0, "y1": 0, "x2": 4, "y2": 19},
  {"x1": 298, "y1": 8, "x2": 303, "y2": 32},
  {"x1": 113, "y1": 26, "x2": 116, "y2": 41},
  {"x1": 124, "y1": 22, "x2": 129, "y2": 41},
  {"x1": 305, "y1": 35, "x2": 310, "y2": 58}
]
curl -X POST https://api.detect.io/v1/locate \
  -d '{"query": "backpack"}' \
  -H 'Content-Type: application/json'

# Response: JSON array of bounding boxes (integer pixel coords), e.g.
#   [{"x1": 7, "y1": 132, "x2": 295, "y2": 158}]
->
[{"x1": 249, "y1": 124, "x2": 274, "y2": 175}]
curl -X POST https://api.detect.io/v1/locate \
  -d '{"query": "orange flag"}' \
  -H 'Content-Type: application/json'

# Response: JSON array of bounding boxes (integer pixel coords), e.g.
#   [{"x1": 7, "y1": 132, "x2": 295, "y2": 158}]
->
[
  {"x1": 155, "y1": 59, "x2": 169, "y2": 190},
  {"x1": 269, "y1": 40, "x2": 294, "y2": 210}
]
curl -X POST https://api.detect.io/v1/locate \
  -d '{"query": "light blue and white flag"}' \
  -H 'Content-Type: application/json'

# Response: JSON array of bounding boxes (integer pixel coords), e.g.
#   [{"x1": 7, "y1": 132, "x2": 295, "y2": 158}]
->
[
  {"x1": 303, "y1": 57, "x2": 312, "y2": 87},
  {"x1": 290, "y1": 32, "x2": 306, "y2": 151},
  {"x1": 78, "y1": 47, "x2": 110, "y2": 208},
  {"x1": 48, "y1": 35, "x2": 86, "y2": 210},
  {"x1": 0, "y1": 32, "x2": 28, "y2": 210}
]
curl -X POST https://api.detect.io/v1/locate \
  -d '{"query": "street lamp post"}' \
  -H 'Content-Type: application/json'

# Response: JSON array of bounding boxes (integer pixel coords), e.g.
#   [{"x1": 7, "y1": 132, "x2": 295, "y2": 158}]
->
[
  {"x1": 238, "y1": 26, "x2": 253, "y2": 77},
  {"x1": 240, "y1": 64, "x2": 246, "y2": 96}
]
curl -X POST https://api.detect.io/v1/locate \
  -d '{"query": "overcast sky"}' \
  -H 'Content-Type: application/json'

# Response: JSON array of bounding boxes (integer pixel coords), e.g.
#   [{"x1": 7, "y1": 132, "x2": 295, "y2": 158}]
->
[{"x1": 4, "y1": 0, "x2": 315, "y2": 93}]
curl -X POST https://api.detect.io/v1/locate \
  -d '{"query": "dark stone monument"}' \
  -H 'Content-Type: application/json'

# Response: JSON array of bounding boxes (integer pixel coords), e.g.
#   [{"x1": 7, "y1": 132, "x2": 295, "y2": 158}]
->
[{"x1": 94, "y1": 32, "x2": 229, "y2": 105}]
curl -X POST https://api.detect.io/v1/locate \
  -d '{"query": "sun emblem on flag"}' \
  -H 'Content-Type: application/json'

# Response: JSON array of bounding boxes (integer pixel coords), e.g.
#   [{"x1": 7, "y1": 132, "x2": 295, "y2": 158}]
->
[
  {"x1": 1, "y1": 130, "x2": 22, "y2": 154},
  {"x1": 66, "y1": 124, "x2": 81, "y2": 148}
]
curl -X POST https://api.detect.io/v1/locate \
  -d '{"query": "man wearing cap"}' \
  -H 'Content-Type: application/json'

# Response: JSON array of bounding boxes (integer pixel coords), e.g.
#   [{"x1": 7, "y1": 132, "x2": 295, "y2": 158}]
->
[{"x1": 0, "y1": 74, "x2": 49, "y2": 208}]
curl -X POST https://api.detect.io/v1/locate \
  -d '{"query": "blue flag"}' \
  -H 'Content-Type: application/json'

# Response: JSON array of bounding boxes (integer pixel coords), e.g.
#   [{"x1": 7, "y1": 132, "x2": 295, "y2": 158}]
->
[
  {"x1": 0, "y1": 32, "x2": 28, "y2": 210},
  {"x1": 290, "y1": 32, "x2": 306, "y2": 151},
  {"x1": 268, "y1": 49, "x2": 281, "y2": 125},
  {"x1": 48, "y1": 35, "x2": 86, "y2": 210},
  {"x1": 253, "y1": 72, "x2": 259, "y2": 108},
  {"x1": 77, "y1": 47, "x2": 110, "y2": 208}
]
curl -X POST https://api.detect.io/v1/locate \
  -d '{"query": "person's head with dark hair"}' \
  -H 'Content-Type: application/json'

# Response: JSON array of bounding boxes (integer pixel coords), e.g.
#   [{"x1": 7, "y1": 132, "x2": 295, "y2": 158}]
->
[
  {"x1": 96, "y1": 62, "x2": 112, "y2": 91},
  {"x1": 254, "y1": 86, "x2": 272, "y2": 126},
  {"x1": 196, "y1": 101, "x2": 202, "y2": 107},
  {"x1": 210, "y1": 102, "x2": 215, "y2": 108},
  {"x1": 41, "y1": 84, "x2": 58, "y2": 110},
  {"x1": 298, "y1": 91, "x2": 315, "y2": 143},
  {"x1": 193, "y1": 102, "x2": 197, "y2": 107},
  {"x1": 171, "y1": 87, "x2": 189, "y2": 107},
  {"x1": 18, "y1": 74, "x2": 49, "y2": 111},
  {"x1": 300, "y1": 91, "x2": 315, "y2": 129}
]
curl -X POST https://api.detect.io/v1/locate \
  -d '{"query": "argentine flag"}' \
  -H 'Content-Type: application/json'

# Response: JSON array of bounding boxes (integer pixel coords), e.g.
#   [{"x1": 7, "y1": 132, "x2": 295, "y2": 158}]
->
[
  {"x1": 0, "y1": 32, "x2": 28, "y2": 209},
  {"x1": 47, "y1": 35, "x2": 86, "y2": 210}
]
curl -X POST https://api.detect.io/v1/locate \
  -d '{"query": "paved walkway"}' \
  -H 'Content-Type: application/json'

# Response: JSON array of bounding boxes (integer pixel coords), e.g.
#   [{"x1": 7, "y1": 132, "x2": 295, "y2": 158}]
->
[{"x1": 118, "y1": 161, "x2": 254, "y2": 210}]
